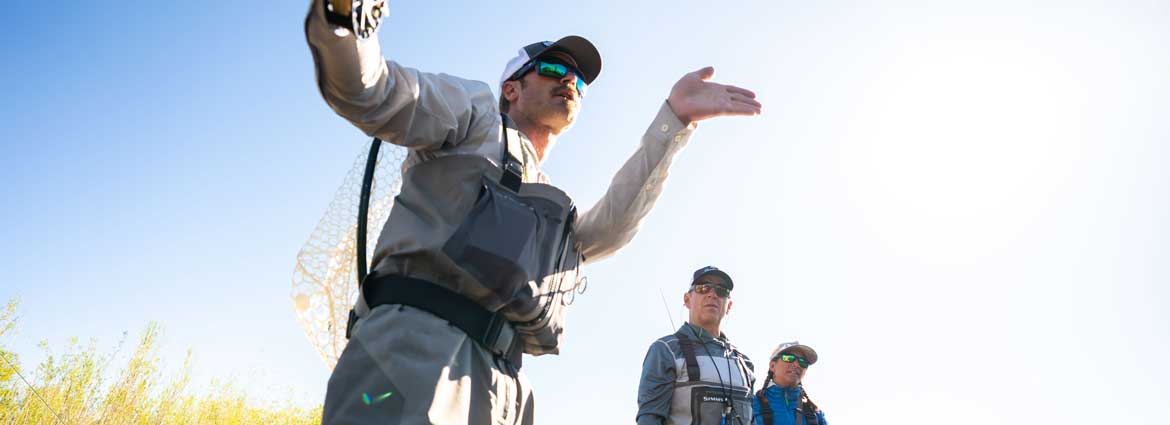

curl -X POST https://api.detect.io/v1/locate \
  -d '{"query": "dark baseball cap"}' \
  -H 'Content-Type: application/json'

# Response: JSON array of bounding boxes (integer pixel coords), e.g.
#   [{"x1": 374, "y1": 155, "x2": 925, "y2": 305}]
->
[
  {"x1": 691, "y1": 266, "x2": 733, "y2": 291},
  {"x1": 499, "y1": 36, "x2": 603, "y2": 88}
]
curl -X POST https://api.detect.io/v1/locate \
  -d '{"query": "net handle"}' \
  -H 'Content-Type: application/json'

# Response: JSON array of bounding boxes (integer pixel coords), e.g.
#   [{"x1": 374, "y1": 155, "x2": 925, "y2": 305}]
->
[{"x1": 356, "y1": 137, "x2": 383, "y2": 284}]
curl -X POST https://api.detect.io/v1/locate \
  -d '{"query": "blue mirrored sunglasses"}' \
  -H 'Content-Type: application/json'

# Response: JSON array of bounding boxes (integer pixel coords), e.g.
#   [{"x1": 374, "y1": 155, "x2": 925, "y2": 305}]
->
[{"x1": 511, "y1": 59, "x2": 588, "y2": 97}]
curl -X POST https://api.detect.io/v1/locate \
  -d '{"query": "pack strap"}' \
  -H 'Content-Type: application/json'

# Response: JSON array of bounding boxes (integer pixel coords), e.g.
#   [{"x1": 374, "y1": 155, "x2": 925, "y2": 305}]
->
[
  {"x1": 792, "y1": 390, "x2": 820, "y2": 425},
  {"x1": 674, "y1": 332, "x2": 702, "y2": 382},
  {"x1": 732, "y1": 348, "x2": 753, "y2": 391},
  {"x1": 499, "y1": 114, "x2": 524, "y2": 192},
  {"x1": 363, "y1": 273, "x2": 523, "y2": 368},
  {"x1": 798, "y1": 401, "x2": 819, "y2": 425},
  {"x1": 756, "y1": 389, "x2": 774, "y2": 425}
]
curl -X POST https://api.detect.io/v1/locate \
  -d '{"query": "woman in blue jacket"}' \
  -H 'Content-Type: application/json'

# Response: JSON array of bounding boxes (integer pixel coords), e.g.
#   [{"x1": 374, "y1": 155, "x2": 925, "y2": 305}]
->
[{"x1": 752, "y1": 341, "x2": 828, "y2": 425}]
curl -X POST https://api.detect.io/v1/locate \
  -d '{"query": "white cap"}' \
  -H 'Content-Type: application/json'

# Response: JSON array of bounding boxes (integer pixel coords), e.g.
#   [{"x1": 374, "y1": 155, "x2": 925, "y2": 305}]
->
[
  {"x1": 770, "y1": 341, "x2": 818, "y2": 365},
  {"x1": 498, "y1": 36, "x2": 602, "y2": 90}
]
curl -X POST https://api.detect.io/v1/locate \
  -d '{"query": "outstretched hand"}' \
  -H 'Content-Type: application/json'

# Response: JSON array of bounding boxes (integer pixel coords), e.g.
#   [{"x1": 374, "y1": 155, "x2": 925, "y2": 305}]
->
[{"x1": 667, "y1": 67, "x2": 762, "y2": 125}]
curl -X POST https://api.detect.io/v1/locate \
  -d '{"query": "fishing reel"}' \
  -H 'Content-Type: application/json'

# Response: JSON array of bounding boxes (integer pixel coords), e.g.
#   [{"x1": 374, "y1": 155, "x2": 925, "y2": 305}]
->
[{"x1": 324, "y1": 0, "x2": 387, "y2": 39}]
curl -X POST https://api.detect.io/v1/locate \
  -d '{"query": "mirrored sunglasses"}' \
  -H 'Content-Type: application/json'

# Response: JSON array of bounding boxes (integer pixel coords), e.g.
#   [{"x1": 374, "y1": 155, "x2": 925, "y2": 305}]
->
[
  {"x1": 777, "y1": 353, "x2": 809, "y2": 369},
  {"x1": 692, "y1": 283, "x2": 730, "y2": 299},
  {"x1": 512, "y1": 59, "x2": 588, "y2": 97}
]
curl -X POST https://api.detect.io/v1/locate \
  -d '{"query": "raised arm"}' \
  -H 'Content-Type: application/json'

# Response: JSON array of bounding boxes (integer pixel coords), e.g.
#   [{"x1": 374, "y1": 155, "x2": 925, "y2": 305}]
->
[
  {"x1": 575, "y1": 67, "x2": 761, "y2": 262},
  {"x1": 303, "y1": 0, "x2": 492, "y2": 150}
]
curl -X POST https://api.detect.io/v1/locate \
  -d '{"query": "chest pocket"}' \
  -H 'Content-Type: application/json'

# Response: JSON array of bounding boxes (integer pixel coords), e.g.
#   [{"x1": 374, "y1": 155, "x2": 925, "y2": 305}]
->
[{"x1": 675, "y1": 333, "x2": 754, "y2": 425}]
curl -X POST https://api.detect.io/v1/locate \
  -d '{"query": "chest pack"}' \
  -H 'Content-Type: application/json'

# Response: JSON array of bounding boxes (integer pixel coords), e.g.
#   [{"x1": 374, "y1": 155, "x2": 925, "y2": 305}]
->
[
  {"x1": 754, "y1": 387, "x2": 820, "y2": 425},
  {"x1": 349, "y1": 114, "x2": 585, "y2": 363},
  {"x1": 669, "y1": 331, "x2": 754, "y2": 425}
]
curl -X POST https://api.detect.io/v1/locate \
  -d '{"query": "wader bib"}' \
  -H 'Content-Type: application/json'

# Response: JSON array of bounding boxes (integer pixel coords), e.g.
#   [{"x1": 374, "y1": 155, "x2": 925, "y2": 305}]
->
[
  {"x1": 669, "y1": 331, "x2": 754, "y2": 425},
  {"x1": 353, "y1": 114, "x2": 585, "y2": 366}
]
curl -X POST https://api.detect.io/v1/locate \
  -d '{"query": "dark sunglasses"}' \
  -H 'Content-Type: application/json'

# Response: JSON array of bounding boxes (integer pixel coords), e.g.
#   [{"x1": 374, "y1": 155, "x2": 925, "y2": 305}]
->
[
  {"x1": 777, "y1": 353, "x2": 809, "y2": 369},
  {"x1": 691, "y1": 283, "x2": 730, "y2": 299},
  {"x1": 511, "y1": 59, "x2": 588, "y2": 97}
]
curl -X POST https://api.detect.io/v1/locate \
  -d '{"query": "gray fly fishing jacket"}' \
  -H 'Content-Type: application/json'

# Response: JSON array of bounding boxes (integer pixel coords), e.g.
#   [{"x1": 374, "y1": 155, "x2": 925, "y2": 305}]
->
[{"x1": 305, "y1": 0, "x2": 698, "y2": 356}]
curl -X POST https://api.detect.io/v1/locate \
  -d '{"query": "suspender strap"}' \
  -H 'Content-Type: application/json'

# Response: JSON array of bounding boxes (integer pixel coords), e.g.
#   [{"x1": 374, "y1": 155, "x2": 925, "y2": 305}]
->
[
  {"x1": 674, "y1": 332, "x2": 702, "y2": 382},
  {"x1": 363, "y1": 273, "x2": 523, "y2": 368},
  {"x1": 801, "y1": 403, "x2": 819, "y2": 425},
  {"x1": 499, "y1": 114, "x2": 524, "y2": 192},
  {"x1": 756, "y1": 389, "x2": 774, "y2": 425},
  {"x1": 731, "y1": 348, "x2": 753, "y2": 391}
]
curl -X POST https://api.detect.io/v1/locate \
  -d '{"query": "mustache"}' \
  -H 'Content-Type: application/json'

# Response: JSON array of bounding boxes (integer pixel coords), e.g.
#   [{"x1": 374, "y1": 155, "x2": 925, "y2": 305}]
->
[{"x1": 552, "y1": 85, "x2": 579, "y2": 99}]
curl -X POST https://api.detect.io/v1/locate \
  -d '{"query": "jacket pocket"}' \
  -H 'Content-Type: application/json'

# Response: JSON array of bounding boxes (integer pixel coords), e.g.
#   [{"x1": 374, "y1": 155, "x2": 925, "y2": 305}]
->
[
  {"x1": 441, "y1": 178, "x2": 543, "y2": 303},
  {"x1": 511, "y1": 219, "x2": 581, "y2": 354}
]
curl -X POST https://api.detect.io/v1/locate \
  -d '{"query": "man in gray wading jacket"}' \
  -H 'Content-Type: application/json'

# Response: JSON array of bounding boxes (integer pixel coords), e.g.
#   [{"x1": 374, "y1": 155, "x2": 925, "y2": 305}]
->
[
  {"x1": 637, "y1": 266, "x2": 756, "y2": 425},
  {"x1": 306, "y1": 1, "x2": 763, "y2": 424}
]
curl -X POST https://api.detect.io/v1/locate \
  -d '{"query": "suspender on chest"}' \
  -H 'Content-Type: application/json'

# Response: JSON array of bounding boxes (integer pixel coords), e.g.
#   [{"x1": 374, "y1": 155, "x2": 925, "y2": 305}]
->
[
  {"x1": 675, "y1": 332, "x2": 702, "y2": 382},
  {"x1": 499, "y1": 113, "x2": 527, "y2": 191},
  {"x1": 756, "y1": 390, "x2": 776, "y2": 425}
]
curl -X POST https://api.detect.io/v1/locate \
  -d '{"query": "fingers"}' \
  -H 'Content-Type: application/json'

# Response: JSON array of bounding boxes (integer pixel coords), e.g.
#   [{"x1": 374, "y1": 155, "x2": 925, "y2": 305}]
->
[
  {"x1": 693, "y1": 66, "x2": 715, "y2": 81},
  {"x1": 724, "y1": 101, "x2": 762, "y2": 116},
  {"x1": 725, "y1": 85, "x2": 757, "y2": 99},
  {"x1": 730, "y1": 93, "x2": 763, "y2": 110}
]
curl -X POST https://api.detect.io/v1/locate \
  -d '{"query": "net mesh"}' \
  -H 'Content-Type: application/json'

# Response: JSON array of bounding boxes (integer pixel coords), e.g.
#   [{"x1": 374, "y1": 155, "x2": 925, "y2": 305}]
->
[{"x1": 291, "y1": 140, "x2": 406, "y2": 369}]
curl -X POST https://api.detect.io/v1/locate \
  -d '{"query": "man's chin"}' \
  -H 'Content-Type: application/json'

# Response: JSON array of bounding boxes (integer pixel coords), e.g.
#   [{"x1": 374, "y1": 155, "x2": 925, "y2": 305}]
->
[
  {"x1": 548, "y1": 117, "x2": 575, "y2": 135},
  {"x1": 543, "y1": 105, "x2": 576, "y2": 130}
]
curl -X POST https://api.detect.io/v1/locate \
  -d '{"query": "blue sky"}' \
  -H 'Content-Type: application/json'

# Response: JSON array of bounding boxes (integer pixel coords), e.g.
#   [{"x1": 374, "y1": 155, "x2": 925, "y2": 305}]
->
[{"x1": 3, "y1": 1, "x2": 1169, "y2": 423}]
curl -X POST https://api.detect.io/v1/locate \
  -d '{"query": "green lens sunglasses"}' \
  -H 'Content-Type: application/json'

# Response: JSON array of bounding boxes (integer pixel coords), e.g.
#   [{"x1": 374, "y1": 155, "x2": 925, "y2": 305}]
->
[
  {"x1": 777, "y1": 353, "x2": 810, "y2": 369},
  {"x1": 511, "y1": 59, "x2": 588, "y2": 97}
]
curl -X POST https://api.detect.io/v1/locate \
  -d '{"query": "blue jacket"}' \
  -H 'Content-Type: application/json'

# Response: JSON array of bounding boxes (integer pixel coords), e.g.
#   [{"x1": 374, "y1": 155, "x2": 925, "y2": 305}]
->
[{"x1": 751, "y1": 384, "x2": 828, "y2": 425}]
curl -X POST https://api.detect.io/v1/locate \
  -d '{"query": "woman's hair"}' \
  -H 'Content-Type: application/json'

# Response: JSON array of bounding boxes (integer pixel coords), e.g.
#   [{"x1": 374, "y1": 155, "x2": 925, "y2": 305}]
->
[
  {"x1": 758, "y1": 370, "x2": 775, "y2": 396},
  {"x1": 799, "y1": 384, "x2": 819, "y2": 413}
]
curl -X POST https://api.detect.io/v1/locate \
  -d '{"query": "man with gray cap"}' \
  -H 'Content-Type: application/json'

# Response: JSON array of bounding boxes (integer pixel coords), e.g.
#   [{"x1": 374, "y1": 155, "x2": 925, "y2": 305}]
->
[
  {"x1": 637, "y1": 266, "x2": 756, "y2": 425},
  {"x1": 306, "y1": 1, "x2": 762, "y2": 424},
  {"x1": 752, "y1": 342, "x2": 828, "y2": 425}
]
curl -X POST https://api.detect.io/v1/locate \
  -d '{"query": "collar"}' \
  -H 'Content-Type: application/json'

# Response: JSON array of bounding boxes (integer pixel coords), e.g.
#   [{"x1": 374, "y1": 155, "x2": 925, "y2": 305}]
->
[
  {"x1": 678, "y1": 322, "x2": 728, "y2": 344},
  {"x1": 765, "y1": 383, "x2": 803, "y2": 403}
]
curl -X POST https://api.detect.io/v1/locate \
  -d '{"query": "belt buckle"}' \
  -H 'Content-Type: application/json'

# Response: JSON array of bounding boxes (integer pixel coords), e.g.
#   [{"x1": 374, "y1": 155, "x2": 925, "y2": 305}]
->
[{"x1": 483, "y1": 313, "x2": 515, "y2": 357}]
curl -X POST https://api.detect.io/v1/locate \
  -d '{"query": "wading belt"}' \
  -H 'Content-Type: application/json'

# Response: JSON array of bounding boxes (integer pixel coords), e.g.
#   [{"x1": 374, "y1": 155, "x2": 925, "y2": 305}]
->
[{"x1": 363, "y1": 273, "x2": 524, "y2": 368}]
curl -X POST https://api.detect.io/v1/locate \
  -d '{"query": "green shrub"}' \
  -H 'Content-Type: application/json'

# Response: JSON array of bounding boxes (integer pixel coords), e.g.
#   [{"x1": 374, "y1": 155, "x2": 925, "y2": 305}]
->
[{"x1": 0, "y1": 299, "x2": 321, "y2": 424}]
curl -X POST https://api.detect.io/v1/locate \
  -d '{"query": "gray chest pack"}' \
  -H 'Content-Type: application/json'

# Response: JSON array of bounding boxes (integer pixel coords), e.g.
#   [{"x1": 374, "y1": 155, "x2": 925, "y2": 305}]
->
[
  {"x1": 349, "y1": 114, "x2": 585, "y2": 367},
  {"x1": 669, "y1": 331, "x2": 755, "y2": 425}
]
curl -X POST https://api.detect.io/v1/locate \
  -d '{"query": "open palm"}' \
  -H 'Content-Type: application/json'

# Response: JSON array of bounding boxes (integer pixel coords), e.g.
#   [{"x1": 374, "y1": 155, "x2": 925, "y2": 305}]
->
[{"x1": 667, "y1": 66, "x2": 762, "y2": 125}]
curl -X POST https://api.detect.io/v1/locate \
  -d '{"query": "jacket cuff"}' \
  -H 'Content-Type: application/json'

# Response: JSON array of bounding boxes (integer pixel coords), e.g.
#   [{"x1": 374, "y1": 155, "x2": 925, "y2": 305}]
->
[
  {"x1": 646, "y1": 100, "x2": 697, "y2": 149},
  {"x1": 307, "y1": 0, "x2": 359, "y2": 39}
]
